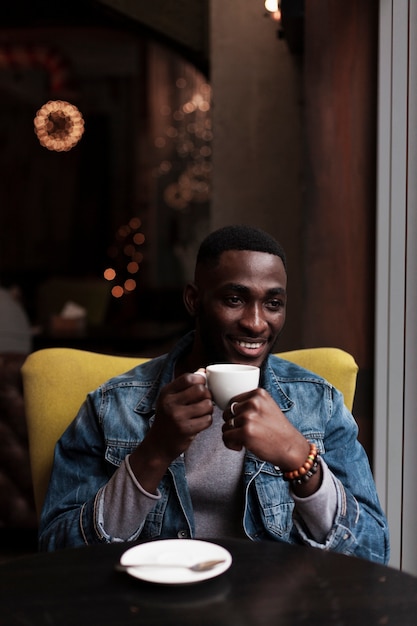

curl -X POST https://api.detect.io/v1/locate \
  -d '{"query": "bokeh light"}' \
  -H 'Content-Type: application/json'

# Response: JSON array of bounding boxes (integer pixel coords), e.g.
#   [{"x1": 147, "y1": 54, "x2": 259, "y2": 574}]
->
[
  {"x1": 106, "y1": 218, "x2": 146, "y2": 298},
  {"x1": 34, "y1": 100, "x2": 85, "y2": 151},
  {"x1": 103, "y1": 268, "x2": 116, "y2": 281}
]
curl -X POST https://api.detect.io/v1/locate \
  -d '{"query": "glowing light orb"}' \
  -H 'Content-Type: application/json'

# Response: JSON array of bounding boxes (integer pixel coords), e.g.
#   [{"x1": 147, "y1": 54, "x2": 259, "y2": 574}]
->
[{"x1": 34, "y1": 100, "x2": 85, "y2": 152}]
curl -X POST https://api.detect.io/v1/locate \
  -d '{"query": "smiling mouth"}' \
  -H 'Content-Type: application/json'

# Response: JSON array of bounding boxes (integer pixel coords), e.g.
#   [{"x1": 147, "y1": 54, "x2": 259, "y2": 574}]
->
[{"x1": 235, "y1": 340, "x2": 265, "y2": 350}]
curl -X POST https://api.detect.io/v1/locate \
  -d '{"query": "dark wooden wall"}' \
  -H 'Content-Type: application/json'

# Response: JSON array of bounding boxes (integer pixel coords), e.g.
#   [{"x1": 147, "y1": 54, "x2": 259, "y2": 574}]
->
[{"x1": 302, "y1": 1, "x2": 379, "y2": 456}]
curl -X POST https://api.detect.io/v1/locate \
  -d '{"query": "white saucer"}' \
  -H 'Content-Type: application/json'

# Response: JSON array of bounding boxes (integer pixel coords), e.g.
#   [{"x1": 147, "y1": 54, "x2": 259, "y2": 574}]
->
[{"x1": 119, "y1": 539, "x2": 232, "y2": 585}]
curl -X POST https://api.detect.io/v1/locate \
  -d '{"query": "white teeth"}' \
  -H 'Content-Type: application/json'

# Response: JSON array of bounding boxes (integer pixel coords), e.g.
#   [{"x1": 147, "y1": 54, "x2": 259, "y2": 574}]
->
[{"x1": 238, "y1": 341, "x2": 262, "y2": 349}]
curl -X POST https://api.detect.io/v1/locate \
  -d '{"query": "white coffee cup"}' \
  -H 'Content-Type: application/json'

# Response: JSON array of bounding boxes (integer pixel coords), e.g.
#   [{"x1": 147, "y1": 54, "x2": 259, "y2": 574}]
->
[{"x1": 199, "y1": 363, "x2": 260, "y2": 410}]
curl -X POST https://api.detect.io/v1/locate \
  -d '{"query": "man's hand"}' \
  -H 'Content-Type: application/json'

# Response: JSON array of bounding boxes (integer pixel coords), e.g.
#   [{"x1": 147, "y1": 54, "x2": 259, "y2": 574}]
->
[
  {"x1": 221, "y1": 388, "x2": 322, "y2": 497},
  {"x1": 148, "y1": 372, "x2": 213, "y2": 459},
  {"x1": 129, "y1": 372, "x2": 212, "y2": 493}
]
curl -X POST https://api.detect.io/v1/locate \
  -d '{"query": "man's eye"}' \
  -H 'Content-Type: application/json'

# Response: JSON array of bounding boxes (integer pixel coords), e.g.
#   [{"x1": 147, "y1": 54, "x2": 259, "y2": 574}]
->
[
  {"x1": 267, "y1": 299, "x2": 283, "y2": 310},
  {"x1": 226, "y1": 295, "x2": 242, "y2": 306}
]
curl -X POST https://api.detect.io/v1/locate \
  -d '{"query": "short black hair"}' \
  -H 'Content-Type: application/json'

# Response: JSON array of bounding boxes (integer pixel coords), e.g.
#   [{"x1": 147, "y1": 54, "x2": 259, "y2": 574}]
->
[{"x1": 196, "y1": 224, "x2": 287, "y2": 271}]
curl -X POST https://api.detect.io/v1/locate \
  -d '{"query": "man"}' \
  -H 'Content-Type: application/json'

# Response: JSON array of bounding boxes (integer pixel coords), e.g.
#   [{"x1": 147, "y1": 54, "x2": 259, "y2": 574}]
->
[{"x1": 40, "y1": 225, "x2": 389, "y2": 564}]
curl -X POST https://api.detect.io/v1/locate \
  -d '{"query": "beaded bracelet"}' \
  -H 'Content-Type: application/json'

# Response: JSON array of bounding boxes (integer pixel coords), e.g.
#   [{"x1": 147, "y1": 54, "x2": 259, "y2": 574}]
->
[
  {"x1": 283, "y1": 442, "x2": 319, "y2": 485},
  {"x1": 287, "y1": 458, "x2": 320, "y2": 486}
]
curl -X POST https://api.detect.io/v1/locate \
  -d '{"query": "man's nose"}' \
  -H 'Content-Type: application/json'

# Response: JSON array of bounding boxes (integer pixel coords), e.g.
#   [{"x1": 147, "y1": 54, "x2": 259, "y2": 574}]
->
[{"x1": 240, "y1": 304, "x2": 268, "y2": 333}]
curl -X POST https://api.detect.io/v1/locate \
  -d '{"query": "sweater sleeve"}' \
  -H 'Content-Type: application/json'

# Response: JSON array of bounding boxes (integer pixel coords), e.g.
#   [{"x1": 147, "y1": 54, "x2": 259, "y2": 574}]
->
[
  {"x1": 97, "y1": 454, "x2": 161, "y2": 541},
  {"x1": 291, "y1": 458, "x2": 337, "y2": 543}
]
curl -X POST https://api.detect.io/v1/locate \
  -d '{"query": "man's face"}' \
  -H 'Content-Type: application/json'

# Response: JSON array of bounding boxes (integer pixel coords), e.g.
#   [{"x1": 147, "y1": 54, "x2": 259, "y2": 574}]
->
[{"x1": 188, "y1": 250, "x2": 287, "y2": 368}]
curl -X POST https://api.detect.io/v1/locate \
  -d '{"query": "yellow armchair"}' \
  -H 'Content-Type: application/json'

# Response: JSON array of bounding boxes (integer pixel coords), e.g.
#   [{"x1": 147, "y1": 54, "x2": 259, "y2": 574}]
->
[{"x1": 22, "y1": 346, "x2": 358, "y2": 519}]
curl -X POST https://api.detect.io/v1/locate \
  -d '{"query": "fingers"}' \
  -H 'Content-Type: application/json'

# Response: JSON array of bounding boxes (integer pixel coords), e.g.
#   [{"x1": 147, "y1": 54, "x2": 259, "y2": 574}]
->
[
  {"x1": 158, "y1": 373, "x2": 211, "y2": 411},
  {"x1": 157, "y1": 372, "x2": 212, "y2": 425},
  {"x1": 221, "y1": 390, "x2": 271, "y2": 451},
  {"x1": 168, "y1": 371, "x2": 208, "y2": 393},
  {"x1": 222, "y1": 390, "x2": 307, "y2": 466},
  {"x1": 146, "y1": 371, "x2": 214, "y2": 462},
  {"x1": 193, "y1": 367, "x2": 207, "y2": 382},
  {"x1": 224, "y1": 401, "x2": 239, "y2": 430},
  {"x1": 222, "y1": 411, "x2": 243, "y2": 451},
  {"x1": 222, "y1": 401, "x2": 241, "y2": 440},
  {"x1": 222, "y1": 391, "x2": 257, "y2": 431}
]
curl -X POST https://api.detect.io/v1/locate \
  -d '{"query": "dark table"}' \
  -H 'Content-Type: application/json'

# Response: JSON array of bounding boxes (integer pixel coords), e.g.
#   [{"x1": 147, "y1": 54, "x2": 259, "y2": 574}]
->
[{"x1": 1, "y1": 538, "x2": 416, "y2": 626}]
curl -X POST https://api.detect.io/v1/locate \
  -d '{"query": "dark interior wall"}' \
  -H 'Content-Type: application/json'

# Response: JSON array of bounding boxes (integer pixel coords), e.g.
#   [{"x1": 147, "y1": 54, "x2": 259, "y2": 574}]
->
[
  {"x1": 303, "y1": 0, "x2": 379, "y2": 454},
  {"x1": 209, "y1": 0, "x2": 304, "y2": 354}
]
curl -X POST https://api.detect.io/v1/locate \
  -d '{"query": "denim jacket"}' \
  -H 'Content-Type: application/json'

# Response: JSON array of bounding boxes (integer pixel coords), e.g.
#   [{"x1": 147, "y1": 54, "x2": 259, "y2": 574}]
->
[{"x1": 39, "y1": 333, "x2": 389, "y2": 564}]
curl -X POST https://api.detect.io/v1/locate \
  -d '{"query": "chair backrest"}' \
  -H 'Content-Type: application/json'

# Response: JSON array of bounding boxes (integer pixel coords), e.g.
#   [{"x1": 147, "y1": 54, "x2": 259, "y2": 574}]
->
[{"x1": 22, "y1": 346, "x2": 358, "y2": 519}]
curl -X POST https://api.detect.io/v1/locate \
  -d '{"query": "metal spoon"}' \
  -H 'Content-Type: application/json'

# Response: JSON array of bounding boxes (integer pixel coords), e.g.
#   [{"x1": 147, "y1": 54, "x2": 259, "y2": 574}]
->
[{"x1": 115, "y1": 558, "x2": 226, "y2": 573}]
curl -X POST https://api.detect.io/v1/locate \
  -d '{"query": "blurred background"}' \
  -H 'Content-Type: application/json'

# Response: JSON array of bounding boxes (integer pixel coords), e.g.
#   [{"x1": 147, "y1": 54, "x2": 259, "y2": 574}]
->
[
  {"x1": 0, "y1": 0, "x2": 378, "y2": 366},
  {"x1": 0, "y1": 0, "x2": 380, "y2": 554}
]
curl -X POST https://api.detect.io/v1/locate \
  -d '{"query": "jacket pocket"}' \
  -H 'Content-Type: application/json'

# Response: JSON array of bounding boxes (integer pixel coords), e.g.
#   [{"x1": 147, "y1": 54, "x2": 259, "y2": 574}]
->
[
  {"x1": 250, "y1": 463, "x2": 295, "y2": 538},
  {"x1": 104, "y1": 441, "x2": 140, "y2": 467}
]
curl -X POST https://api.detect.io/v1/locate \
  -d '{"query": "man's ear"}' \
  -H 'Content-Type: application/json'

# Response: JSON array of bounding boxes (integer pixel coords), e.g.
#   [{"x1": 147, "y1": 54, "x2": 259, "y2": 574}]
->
[{"x1": 183, "y1": 282, "x2": 199, "y2": 317}]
